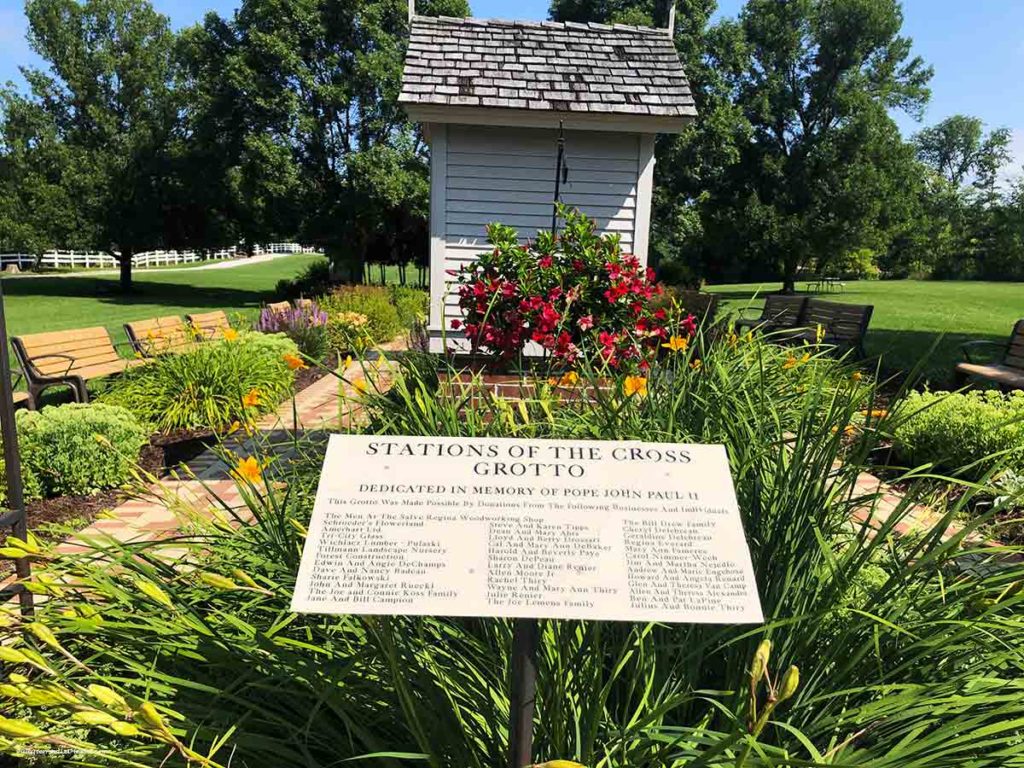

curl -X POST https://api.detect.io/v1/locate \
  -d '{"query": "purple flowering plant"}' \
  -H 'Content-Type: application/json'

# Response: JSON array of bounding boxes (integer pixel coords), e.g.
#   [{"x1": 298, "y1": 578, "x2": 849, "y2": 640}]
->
[{"x1": 256, "y1": 303, "x2": 330, "y2": 362}]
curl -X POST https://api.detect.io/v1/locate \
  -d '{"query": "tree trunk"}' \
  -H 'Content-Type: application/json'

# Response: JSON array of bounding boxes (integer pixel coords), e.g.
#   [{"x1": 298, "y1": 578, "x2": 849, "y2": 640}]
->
[
  {"x1": 119, "y1": 250, "x2": 133, "y2": 292},
  {"x1": 781, "y1": 276, "x2": 796, "y2": 294}
]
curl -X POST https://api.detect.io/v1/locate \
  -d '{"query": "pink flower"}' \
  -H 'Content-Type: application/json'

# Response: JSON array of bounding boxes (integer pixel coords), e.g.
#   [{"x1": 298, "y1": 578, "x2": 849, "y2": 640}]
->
[{"x1": 578, "y1": 315, "x2": 594, "y2": 331}]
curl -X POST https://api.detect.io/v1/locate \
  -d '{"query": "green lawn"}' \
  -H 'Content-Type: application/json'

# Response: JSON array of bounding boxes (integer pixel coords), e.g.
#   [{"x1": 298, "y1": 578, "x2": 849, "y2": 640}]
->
[
  {"x1": 2, "y1": 253, "x2": 327, "y2": 347},
  {"x1": 705, "y1": 280, "x2": 1023, "y2": 385}
]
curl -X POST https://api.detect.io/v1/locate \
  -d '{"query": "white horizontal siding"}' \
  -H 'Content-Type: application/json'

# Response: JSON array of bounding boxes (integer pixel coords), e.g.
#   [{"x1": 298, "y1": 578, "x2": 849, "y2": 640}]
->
[{"x1": 434, "y1": 123, "x2": 644, "y2": 338}]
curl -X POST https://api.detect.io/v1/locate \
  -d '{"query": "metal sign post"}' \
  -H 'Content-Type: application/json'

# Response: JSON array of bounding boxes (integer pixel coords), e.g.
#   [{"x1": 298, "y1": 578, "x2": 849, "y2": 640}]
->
[
  {"x1": 508, "y1": 617, "x2": 540, "y2": 768},
  {"x1": 0, "y1": 278, "x2": 33, "y2": 614}
]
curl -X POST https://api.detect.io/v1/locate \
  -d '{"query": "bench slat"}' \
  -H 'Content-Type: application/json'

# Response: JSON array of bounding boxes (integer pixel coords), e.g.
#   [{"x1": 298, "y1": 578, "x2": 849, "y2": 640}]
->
[
  {"x1": 956, "y1": 362, "x2": 1024, "y2": 388},
  {"x1": 16, "y1": 326, "x2": 111, "y2": 347}
]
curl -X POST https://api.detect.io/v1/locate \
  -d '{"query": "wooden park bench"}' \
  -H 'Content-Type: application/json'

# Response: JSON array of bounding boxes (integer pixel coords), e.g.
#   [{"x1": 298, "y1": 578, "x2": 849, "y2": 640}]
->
[
  {"x1": 124, "y1": 315, "x2": 194, "y2": 357},
  {"x1": 734, "y1": 295, "x2": 808, "y2": 334},
  {"x1": 265, "y1": 301, "x2": 292, "y2": 315},
  {"x1": 734, "y1": 296, "x2": 873, "y2": 359},
  {"x1": 955, "y1": 319, "x2": 1024, "y2": 390},
  {"x1": 786, "y1": 299, "x2": 874, "y2": 359},
  {"x1": 293, "y1": 298, "x2": 315, "y2": 311},
  {"x1": 186, "y1": 311, "x2": 232, "y2": 340},
  {"x1": 12, "y1": 327, "x2": 146, "y2": 403}
]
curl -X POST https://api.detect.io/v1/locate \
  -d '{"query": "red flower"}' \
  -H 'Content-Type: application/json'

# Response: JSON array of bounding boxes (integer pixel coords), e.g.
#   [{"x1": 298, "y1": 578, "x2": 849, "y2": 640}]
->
[
  {"x1": 538, "y1": 255, "x2": 554, "y2": 269},
  {"x1": 450, "y1": 319, "x2": 462, "y2": 330}
]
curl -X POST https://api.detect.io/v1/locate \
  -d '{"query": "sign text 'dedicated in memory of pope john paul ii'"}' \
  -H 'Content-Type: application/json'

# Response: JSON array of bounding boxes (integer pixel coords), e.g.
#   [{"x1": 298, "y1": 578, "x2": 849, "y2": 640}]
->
[{"x1": 291, "y1": 435, "x2": 763, "y2": 624}]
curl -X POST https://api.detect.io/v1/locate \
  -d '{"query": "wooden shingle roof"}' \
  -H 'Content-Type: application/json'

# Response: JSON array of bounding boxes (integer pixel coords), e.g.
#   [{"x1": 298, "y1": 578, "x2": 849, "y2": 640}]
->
[{"x1": 399, "y1": 16, "x2": 696, "y2": 118}]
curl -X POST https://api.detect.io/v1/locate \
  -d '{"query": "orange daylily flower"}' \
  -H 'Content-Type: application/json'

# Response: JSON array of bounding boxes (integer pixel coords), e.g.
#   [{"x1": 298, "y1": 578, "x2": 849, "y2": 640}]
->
[
  {"x1": 283, "y1": 353, "x2": 307, "y2": 371},
  {"x1": 662, "y1": 335, "x2": 689, "y2": 353},
  {"x1": 783, "y1": 352, "x2": 811, "y2": 370},
  {"x1": 223, "y1": 328, "x2": 239, "y2": 342},
  {"x1": 353, "y1": 378, "x2": 369, "y2": 395},
  {"x1": 242, "y1": 388, "x2": 262, "y2": 408},
  {"x1": 690, "y1": 359, "x2": 703, "y2": 371},
  {"x1": 547, "y1": 371, "x2": 580, "y2": 387},
  {"x1": 623, "y1": 375, "x2": 648, "y2": 398},
  {"x1": 234, "y1": 456, "x2": 262, "y2": 483}
]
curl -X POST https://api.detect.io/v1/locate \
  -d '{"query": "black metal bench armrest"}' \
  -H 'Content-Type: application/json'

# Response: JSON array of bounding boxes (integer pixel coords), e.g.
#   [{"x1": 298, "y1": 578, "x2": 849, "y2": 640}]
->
[
  {"x1": 960, "y1": 340, "x2": 1007, "y2": 364},
  {"x1": 24, "y1": 353, "x2": 76, "y2": 381},
  {"x1": 734, "y1": 316, "x2": 765, "y2": 332}
]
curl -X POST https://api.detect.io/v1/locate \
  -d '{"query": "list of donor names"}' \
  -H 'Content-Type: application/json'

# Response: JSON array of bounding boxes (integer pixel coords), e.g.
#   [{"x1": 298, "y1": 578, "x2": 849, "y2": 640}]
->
[{"x1": 291, "y1": 436, "x2": 763, "y2": 624}]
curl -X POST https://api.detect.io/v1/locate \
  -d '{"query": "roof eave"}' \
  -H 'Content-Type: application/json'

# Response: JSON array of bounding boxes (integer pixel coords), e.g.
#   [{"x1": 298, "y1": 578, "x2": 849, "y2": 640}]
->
[{"x1": 401, "y1": 103, "x2": 696, "y2": 134}]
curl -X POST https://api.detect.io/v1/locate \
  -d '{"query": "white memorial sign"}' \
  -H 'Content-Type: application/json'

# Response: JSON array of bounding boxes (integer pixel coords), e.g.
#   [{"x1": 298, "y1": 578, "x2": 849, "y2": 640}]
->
[{"x1": 291, "y1": 435, "x2": 763, "y2": 624}]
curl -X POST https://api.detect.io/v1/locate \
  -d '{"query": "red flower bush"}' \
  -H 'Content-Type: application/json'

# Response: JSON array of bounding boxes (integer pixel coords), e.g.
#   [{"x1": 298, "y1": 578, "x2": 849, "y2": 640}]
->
[{"x1": 451, "y1": 206, "x2": 695, "y2": 370}]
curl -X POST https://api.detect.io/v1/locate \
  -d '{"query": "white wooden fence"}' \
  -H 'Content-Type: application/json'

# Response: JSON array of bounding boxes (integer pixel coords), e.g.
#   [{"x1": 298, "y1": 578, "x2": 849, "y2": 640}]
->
[{"x1": 0, "y1": 243, "x2": 320, "y2": 271}]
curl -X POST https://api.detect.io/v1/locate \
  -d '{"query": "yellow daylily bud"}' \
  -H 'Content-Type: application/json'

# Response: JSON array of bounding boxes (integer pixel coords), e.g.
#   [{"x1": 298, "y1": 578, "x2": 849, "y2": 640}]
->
[
  {"x1": 750, "y1": 639, "x2": 771, "y2": 685},
  {"x1": 231, "y1": 569, "x2": 262, "y2": 591},
  {"x1": 35, "y1": 682, "x2": 78, "y2": 706},
  {"x1": 0, "y1": 646, "x2": 29, "y2": 665},
  {"x1": 0, "y1": 716, "x2": 44, "y2": 738},
  {"x1": 88, "y1": 684, "x2": 128, "y2": 711},
  {"x1": 137, "y1": 701, "x2": 171, "y2": 734},
  {"x1": 135, "y1": 578, "x2": 173, "y2": 608},
  {"x1": 287, "y1": 518, "x2": 308, "y2": 537},
  {"x1": 8, "y1": 674, "x2": 28, "y2": 684},
  {"x1": 73, "y1": 709, "x2": 118, "y2": 726},
  {"x1": 25, "y1": 622, "x2": 61, "y2": 650},
  {"x1": 0, "y1": 684, "x2": 25, "y2": 700},
  {"x1": 111, "y1": 720, "x2": 141, "y2": 737},
  {"x1": 199, "y1": 572, "x2": 238, "y2": 590},
  {"x1": 778, "y1": 665, "x2": 800, "y2": 704}
]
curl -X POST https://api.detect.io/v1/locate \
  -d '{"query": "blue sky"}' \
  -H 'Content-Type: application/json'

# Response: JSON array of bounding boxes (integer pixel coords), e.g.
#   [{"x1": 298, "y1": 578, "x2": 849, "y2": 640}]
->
[{"x1": 1, "y1": 0, "x2": 1022, "y2": 174}]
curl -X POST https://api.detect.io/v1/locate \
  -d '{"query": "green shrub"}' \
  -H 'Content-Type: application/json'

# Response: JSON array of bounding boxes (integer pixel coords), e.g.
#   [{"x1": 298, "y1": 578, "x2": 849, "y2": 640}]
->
[
  {"x1": 893, "y1": 389, "x2": 1024, "y2": 479},
  {"x1": 275, "y1": 258, "x2": 332, "y2": 300},
  {"x1": 100, "y1": 332, "x2": 299, "y2": 432},
  {"x1": 321, "y1": 285, "x2": 402, "y2": 346},
  {"x1": 16, "y1": 403, "x2": 148, "y2": 497},
  {"x1": 388, "y1": 285, "x2": 428, "y2": 328},
  {"x1": 0, "y1": 455, "x2": 44, "y2": 504}
]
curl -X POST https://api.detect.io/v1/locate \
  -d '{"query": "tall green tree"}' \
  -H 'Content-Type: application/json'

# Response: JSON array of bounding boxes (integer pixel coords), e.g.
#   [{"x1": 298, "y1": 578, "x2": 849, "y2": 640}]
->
[
  {"x1": 181, "y1": 0, "x2": 469, "y2": 281},
  {"x1": 703, "y1": 0, "x2": 932, "y2": 291},
  {"x1": 3, "y1": 0, "x2": 180, "y2": 290},
  {"x1": 552, "y1": 0, "x2": 933, "y2": 291},
  {"x1": 914, "y1": 114, "x2": 1012, "y2": 190}
]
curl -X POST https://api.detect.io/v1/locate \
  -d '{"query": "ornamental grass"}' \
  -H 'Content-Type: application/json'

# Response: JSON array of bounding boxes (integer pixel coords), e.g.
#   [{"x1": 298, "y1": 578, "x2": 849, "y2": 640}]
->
[{"x1": 1, "y1": 333, "x2": 1023, "y2": 766}]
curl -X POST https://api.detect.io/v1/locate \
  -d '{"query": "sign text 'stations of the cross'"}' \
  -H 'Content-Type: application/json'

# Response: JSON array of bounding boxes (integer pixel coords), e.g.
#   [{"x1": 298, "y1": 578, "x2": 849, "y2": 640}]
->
[{"x1": 290, "y1": 435, "x2": 763, "y2": 624}]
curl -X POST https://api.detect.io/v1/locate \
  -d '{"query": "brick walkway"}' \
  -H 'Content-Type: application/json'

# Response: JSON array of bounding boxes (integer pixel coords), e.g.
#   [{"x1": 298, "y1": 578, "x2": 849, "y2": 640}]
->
[{"x1": 46, "y1": 341, "x2": 405, "y2": 556}]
